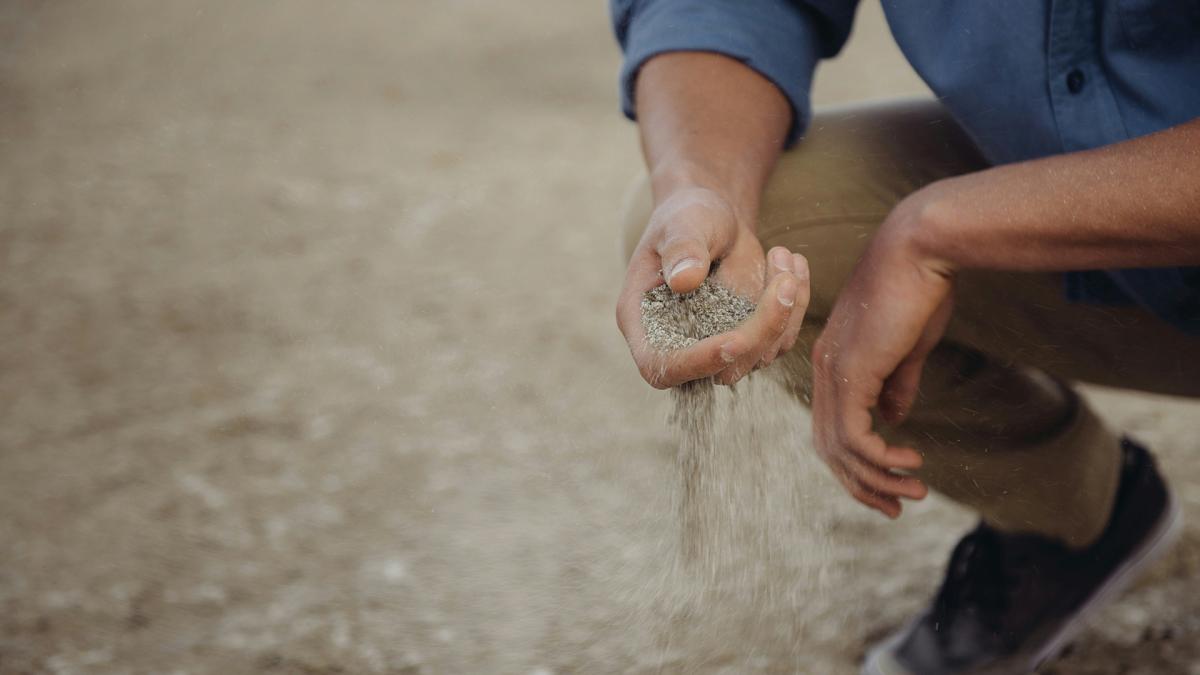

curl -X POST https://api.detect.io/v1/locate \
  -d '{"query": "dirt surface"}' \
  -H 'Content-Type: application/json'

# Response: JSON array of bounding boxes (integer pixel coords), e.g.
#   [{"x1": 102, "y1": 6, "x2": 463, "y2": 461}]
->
[{"x1": 2, "y1": 2, "x2": 1198, "y2": 673}]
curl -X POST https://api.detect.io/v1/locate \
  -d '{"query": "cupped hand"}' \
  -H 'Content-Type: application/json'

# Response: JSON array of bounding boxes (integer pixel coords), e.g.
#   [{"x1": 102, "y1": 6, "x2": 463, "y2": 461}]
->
[
  {"x1": 617, "y1": 187, "x2": 810, "y2": 389},
  {"x1": 810, "y1": 196, "x2": 957, "y2": 518}
]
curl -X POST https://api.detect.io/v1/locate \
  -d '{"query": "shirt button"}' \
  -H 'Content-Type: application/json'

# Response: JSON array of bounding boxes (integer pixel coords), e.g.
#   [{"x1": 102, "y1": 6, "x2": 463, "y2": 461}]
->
[{"x1": 1067, "y1": 69, "x2": 1085, "y2": 94}]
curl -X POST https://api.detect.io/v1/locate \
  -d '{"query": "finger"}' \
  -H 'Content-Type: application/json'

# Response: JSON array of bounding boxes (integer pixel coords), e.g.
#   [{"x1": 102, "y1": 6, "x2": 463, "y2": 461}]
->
[
  {"x1": 757, "y1": 247, "x2": 797, "y2": 368},
  {"x1": 718, "y1": 272, "x2": 796, "y2": 384},
  {"x1": 715, "y1": 272, "x2": 796, "y2": 385},
  {"x1": 792, "y1": 253, "x2": 811, "y2": 311},
  {"x1": 832, "y1": 399, "x2": 919, "y2": 468},
  {"x1": 850, "y1": 476, "x2": 904, "y2": 518},
  {"x1": 773, "y1": 253, "x2": 810, "y2": 359},
  {"x1": 886, "y1": 445, "x2": 924, "y2": 471},
  {"x1": 649, "y1": 192, "x2": 737, "y2": 294},
  {"x1": 766, "y1": 246, "x2": 794, "y2": 278},
  {"x1": 827, "y1": 364, "x2": 925, "y2": 471},
  {"x1": 814, "y1": 366, "x2": 899, "y2": 518},
  {"x1": 842, "y1": 450, "x2": 928, "y2": 501},
  {"x1": 639, "y1": 332, "x2": 746, "y2": 389},
  {"x1": 828, "y1": 459, "x2": 903, "y2": 518},
  {"x1": 652, "y1": 219, "x2": 718, "y2": 295},
  {"x1": 658, "y1": 234, "x2": 712, "y2": 294}
]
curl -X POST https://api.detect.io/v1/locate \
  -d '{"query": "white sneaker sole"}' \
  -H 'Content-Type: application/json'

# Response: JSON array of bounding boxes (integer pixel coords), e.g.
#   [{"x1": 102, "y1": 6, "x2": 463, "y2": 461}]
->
[{"x1": 860, "y1": 490, "x2": 1184, "y2": 675}]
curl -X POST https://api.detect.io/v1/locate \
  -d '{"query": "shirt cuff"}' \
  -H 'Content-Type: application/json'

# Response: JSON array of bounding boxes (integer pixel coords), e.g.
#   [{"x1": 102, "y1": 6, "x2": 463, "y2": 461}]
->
[{"x1": 615, "y1": 0, "x2": 825, "y2": 146}]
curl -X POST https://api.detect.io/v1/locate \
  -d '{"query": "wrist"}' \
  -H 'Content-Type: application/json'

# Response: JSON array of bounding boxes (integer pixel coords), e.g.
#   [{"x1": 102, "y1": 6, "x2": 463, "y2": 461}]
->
[
  {"x1": 887, "y1": 182, "x2": 960, "y2": 278},
  {"x1": 649, "y1": 160, "x2": 760, "y2": 231}
]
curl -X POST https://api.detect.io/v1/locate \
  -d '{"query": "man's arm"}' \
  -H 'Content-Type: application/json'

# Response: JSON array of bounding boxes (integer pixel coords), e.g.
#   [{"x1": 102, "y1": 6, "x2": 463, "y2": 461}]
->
[
  {"x1": 609, "y1": 0, "x2": 860, "y2": 387},
  {"x1": 811, "y1": 117, "x2": 1200, "y2": 518},
  {"x1": 635, "y1": 52, "x2": 790, "y2": 237},
  {"x1": 615, "y1": 53, "x2": 809, "y2": 388},
  {"x1": 905, "y1": 117, "x2": 1200, "y2": 272}
]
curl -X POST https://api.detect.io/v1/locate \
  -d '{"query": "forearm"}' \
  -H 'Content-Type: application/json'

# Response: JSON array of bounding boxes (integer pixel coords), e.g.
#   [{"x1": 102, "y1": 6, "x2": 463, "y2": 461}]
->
[
  {"x1": 910, "y1": 117, "x2": 1200, "y2": 272},
  {"x1": 635, "y1": 52, "x2": 791, "y2": 229}
]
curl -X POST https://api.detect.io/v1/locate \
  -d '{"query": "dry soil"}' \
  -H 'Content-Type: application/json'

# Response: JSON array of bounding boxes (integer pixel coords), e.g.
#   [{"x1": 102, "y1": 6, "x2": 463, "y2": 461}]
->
[{"x1": 2, "y1": 2, "x2": 1199, "y2": 674}]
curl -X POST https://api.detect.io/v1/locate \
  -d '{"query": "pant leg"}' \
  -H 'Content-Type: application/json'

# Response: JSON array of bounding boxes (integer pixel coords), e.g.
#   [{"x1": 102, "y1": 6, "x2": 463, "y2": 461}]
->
[{"x1": 621, "y1": 99, "x2": 1200, "y2": 548}]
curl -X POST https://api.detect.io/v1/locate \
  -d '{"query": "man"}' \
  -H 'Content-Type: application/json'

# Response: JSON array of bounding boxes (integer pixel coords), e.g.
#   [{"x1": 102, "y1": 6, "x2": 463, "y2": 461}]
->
[{"x1": 609, "y1": 1, "x2": 1200, "y2": 673}]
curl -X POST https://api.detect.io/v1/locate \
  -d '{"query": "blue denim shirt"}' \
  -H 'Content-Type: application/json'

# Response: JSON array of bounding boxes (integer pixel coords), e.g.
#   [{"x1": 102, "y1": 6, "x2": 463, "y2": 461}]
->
[{"x1": 611, "y1": 0, "x2": 1200, "y2": 333}]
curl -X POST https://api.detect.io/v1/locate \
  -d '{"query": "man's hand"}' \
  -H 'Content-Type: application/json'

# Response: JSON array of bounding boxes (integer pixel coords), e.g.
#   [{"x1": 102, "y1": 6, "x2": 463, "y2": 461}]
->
[
  {"x1": 617, "y1": 186, "x2": 810, "y2": 388},
  {"x1": 620, "y1": 52, "x2": 800, "y2": 388},
  {"x1": 810, "y1": 195, "x2": 951, "y2": 518},
  {"x1": 810, "y1": 115, "x2": 1200, "y2": 519}
]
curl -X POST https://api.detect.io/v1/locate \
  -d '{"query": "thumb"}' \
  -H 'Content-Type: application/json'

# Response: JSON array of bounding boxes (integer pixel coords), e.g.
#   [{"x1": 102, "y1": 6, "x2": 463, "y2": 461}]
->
[
  {"x1": 658, "y1": 232, "x2": 713, "y2": 294},
  {"x1": 650, "y1": 188, "x2": 735, "y2": 293}
]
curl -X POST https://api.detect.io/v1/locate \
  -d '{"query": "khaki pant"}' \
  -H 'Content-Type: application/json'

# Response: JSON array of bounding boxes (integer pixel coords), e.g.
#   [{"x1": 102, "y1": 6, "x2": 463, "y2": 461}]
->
[{"x1": 622, "y1": 99, "x2": 1200, "y2": 548}]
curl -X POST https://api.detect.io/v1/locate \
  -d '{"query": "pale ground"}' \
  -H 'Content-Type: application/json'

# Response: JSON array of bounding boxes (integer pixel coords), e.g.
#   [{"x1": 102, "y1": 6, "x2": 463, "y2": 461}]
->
[{"x1": 1, "y1": 2, "x2": 1198, "y2": 674}]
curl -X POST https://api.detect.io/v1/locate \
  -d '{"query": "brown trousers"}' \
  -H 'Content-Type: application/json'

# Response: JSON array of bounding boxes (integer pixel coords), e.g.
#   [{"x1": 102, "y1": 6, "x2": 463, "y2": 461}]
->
[{"x1": 622, "y1": 100, "x2": 1200, "y2": 548}]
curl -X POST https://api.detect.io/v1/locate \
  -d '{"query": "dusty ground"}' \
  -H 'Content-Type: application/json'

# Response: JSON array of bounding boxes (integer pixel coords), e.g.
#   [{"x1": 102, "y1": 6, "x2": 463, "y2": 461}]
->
[{"x1": 2, "y1": 2, "x2": 1198, "y2": 673}]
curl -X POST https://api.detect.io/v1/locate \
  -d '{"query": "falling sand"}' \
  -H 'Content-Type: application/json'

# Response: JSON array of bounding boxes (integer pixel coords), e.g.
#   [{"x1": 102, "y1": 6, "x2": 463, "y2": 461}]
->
[
  {"x1": 639, "y1": 277, "x2": 840, "y2": 639},
  {"x1": 642, "y1": 278, "x2": 756, "y2": 566}
]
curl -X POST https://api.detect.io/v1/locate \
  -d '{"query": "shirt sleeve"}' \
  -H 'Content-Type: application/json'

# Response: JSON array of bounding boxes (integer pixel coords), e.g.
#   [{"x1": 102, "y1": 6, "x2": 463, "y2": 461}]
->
[{"x1": 610, "y1": 0, "x2": 858, "y2": 146}]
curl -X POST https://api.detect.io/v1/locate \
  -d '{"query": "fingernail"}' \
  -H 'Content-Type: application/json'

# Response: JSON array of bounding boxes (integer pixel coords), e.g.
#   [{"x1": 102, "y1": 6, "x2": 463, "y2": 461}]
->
[
  {"x1": 792, "y1": 254, "x2": 809, "y2": 279},
  {"x1": 770, "y1": 248, "x2": 792, "y2": 272},
  {"x1": 719, "y1": 341, "x2": 739, "y2": 363},
  {"x1": 666, "y1": 258, "x2": 702, "y2": 283},
  {"x1": 777, "y1": 278, "x2": 796, "y2": 306}
]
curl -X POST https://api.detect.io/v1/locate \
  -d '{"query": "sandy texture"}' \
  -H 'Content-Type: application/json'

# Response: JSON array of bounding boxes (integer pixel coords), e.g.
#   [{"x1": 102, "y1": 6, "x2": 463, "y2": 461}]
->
[
  {"x1": 640, "y1": 279, "x2": 811, "y2": 581},
  {"x1": 641, "y1": 278, "x2": 756, "y2": 351},
  {"x1": 2, "y1": 2, "x2": 1199, "y2": 674}
]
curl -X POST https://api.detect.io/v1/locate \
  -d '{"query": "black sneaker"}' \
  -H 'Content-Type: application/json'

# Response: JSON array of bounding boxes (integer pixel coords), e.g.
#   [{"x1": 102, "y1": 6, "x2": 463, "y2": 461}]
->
[{"x1": 862, "y1": 439, "x2": 1182, "y2": 675}]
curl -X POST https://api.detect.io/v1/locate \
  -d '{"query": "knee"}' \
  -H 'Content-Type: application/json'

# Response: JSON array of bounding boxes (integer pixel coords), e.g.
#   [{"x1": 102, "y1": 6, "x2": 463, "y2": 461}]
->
[{"x1": 756, "y1": 98, "x2": 982, "y2": 240}]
